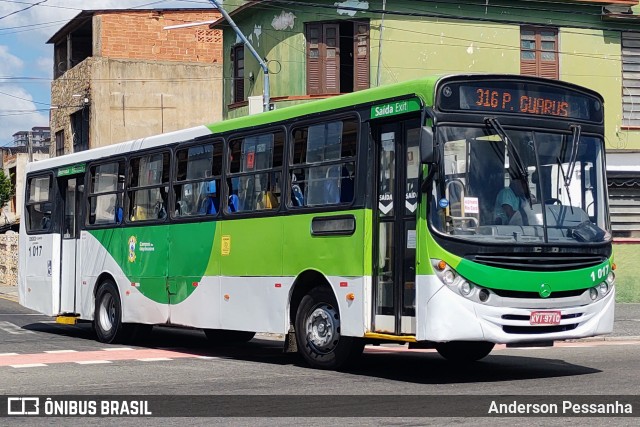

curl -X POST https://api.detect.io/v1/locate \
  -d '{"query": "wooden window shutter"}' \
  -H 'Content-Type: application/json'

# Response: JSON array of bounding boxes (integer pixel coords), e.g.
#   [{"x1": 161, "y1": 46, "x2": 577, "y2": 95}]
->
[
  {"x1": 353, "y1": 22, "x2": 370, "y2": 91},
  {"x1": 538, "y1": 29, "x2": 558, "y2": 79},
  {"x1": 622, "y1": 32, "x2": 640, "y2": 127},
  {"x1": 520, "y1": 27, "x2": 558, "y2": 80},
  {"x1": 232, "y1": 44, "x2": 245, "y2": 103},
  {"x1": 306, "y1": 23, "x2": 323, "y2": 95},
  {"x1": 323, "y1": 23, "x2": 340, "y2": 94}
]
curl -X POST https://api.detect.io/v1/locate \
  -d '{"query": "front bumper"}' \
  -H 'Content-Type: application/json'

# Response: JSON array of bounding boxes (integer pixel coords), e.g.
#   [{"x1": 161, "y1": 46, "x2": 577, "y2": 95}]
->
[{"x1": 415, "y1": 275, "x2": 615, "y2": 343}]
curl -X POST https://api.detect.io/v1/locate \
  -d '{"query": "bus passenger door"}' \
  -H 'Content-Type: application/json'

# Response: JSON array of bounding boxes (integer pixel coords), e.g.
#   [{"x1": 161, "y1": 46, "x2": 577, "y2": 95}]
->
[
  {"x1": 58, "y1": 175, "x2": 83, "y2": 314},
  {"x1": 372, "y1": 118, "x2": 420, "y2": 335}
]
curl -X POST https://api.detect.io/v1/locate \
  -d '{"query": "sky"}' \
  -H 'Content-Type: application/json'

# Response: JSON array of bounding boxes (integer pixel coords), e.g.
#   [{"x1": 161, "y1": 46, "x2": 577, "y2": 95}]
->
[{"x1": 0, "y1": 0, "x2": 218, "y2": 147}]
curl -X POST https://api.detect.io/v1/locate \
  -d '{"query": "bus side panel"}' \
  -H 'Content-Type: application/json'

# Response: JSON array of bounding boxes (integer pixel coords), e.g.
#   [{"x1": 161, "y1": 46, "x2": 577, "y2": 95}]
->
[
  {"x1": 218, "y1": 217, "x2": 286, "y2": 333},
  {"x1": 282, "y1": 210, "x2": 369, "y2": 337},
  {"x1": 167, "y1": 221, "x2": 219, "y2": 328},
  {"x1": 168, "y1": 276, "x2": 223, "y2": 329},
  {"x1": 19, "y1": 233, "x2": 60, "y2": 316},
  {"x1": 80, "y1": 230, "x2": 169, "y2": 324}
]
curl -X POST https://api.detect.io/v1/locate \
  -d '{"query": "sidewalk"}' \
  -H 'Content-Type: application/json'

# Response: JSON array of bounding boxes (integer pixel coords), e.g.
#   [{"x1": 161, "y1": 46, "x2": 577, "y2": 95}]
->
[
  {"x1": 0, "y1": 285, "x2": 17, "y2": 301},
  {"x1": 1, "y1": 285, "x2": 638, "y2": 340}
]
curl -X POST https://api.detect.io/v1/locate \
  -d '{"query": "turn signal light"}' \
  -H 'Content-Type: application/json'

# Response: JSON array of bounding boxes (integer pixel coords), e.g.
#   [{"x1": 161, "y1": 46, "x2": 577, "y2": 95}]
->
[
  {"x1": 436, "y1": 260, "x2": 447, "y2": 271},
  {"x1": 346, "y1": 293, "x2": 355, "y2": 301},
  {"x1": 612, "y1": 263, "x2": 617, "y2": 271}
]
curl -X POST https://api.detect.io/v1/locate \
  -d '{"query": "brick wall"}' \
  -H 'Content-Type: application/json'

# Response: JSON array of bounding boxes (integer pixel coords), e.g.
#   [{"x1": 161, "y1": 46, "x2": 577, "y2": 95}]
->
[
  {"x1": 99, "y1": 10, "x2": 222, "y2": 63},
  {"x1": 0, "y1": 231, "x2": 18, "y2": 287}
]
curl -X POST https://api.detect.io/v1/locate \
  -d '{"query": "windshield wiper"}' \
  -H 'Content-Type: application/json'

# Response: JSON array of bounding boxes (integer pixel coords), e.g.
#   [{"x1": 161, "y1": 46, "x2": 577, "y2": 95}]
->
[
  {"x1": 555, "y1": 155, "x2": 575, "y2": 214},
  {"x1": 565, "y1": 124, "x2": 581, "y2": 188},
  {"x1": 485, "y1": 117, "x2": 533, "y2": 207}
]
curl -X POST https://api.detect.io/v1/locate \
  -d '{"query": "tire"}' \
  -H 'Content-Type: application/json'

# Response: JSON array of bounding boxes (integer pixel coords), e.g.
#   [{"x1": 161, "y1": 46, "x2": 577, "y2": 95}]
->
[
  {"x1": 204, "y1": 329, "x2": 256, "y2": 344},
  {"x1": 435, "y1": 341, "x2": 495, "y2": 362},
  {"x1": 93, "y1": 280, "x2": 133, "y2": 344},
  {"x1": 295, "y1": 287, "x2": 364, "y2": 370}
]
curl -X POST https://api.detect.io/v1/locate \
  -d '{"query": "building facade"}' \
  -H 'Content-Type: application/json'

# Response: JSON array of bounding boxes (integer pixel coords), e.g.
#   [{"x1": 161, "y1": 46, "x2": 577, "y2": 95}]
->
[
  {"x1": 213, "y1": 0, "x2": 640, "y2": 238},
  {"x1": 12, "y1": 127, "x2": 50, "y2": 148},
  {"x1": 49, "y1": 9, "x2": 224, "y2": 155},
  {"x1": 1, "y1": 146, "x2": 50, "y2": 224}
]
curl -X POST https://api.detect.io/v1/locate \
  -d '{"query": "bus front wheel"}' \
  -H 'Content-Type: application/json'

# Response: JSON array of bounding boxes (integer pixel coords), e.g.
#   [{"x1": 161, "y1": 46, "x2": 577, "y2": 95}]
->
[
  {"x1": 94, "y1": 280, "x2": 132, "y2": 344},
  {"x1": 435, "y1": 341, "x2": 495, "y2": 362},
  {"x1": 295, "y1": 287, "x2": 364, "y2": 370}
]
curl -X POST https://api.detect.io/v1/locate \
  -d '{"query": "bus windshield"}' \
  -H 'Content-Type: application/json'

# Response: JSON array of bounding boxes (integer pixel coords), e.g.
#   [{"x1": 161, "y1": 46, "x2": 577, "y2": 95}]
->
[{"x1": 431, "y1": 125, "x2": 610, "y2": 244}]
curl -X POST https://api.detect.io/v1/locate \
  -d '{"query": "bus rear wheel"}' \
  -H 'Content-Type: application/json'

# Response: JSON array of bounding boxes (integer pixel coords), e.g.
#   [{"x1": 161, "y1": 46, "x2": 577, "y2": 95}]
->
[
  {"x1": 295, "y1": 287, "x2": 364, "y2": 370},
  {"x1": 435, "y1": 341, "x2": 495, "y2": 362},
  {"x1": 94, "y1": 280, "x2": 133, "y2": 344},
  {"x1": 204, "y1": 329, "x2": 256, "y2": 344}
]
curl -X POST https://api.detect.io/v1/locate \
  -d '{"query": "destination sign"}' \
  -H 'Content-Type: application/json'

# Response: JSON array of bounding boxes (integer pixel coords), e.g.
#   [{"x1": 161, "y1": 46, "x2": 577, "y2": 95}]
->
[{"x1": 438, "y1": 81, "x2": 603, "y2": 123}]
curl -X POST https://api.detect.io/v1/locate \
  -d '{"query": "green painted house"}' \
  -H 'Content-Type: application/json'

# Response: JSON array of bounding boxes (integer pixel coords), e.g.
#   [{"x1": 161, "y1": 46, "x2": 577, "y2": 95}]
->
[{"x1": 212, "y1": 0, "x2": 640, "y2": 238}]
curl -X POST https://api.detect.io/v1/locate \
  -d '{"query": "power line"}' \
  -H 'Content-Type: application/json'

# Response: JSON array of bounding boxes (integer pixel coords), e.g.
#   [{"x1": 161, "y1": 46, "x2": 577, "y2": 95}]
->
[
  {"x1": 0, "y1": 0, "x2": 47, "y2": 21},
  {"x1": 0, "y1": 89, "x2": 52, "y2": 106}
]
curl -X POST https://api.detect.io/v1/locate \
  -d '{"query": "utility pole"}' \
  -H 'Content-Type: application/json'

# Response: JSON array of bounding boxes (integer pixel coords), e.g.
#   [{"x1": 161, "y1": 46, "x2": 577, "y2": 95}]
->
[
  {"x1": 376, "y1": 0, "x2": 387, "y2": 87},
  {"x1": 207, "y1": 0, "x2": 270, "y2": 112},
  {"x1": 27, "y1": 131, "x2": 33, "y2": 162}
]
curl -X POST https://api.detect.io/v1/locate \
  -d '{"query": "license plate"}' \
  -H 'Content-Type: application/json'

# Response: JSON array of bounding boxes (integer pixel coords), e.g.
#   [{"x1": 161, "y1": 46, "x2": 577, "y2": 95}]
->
[{"x1": 530, "y1": 311, "x2": 561, "y2": 325}]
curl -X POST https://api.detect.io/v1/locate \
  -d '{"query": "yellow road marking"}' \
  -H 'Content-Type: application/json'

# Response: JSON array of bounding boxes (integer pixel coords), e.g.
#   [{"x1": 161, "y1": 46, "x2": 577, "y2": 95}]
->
[{"x1": 0, "y1": 294, "x2": 18, "y2": 303}]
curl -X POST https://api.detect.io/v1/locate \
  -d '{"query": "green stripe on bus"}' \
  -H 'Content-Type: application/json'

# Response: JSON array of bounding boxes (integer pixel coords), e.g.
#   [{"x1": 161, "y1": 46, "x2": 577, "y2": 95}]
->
[{"x1": 89, "y1": 209, "x2": 371, "y2": 304}]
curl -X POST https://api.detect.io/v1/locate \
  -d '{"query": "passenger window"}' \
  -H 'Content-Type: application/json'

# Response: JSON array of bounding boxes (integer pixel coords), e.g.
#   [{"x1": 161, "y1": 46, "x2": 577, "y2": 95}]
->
[
  {"x1": 289, "y1": 118, "x2": 358, "y2": 207},
  {"x1": 128, "y1": 152, "x2": 170, "y2": 222},
  {"x1": 26, "y1": 175, "x2": 52, "y2": 233},
  {"x1": 88, "y1": 161, "x2": 125, "y2": 226},
  {"x1": 227, "y1": 131, "x2": 284, "y2": 213},
  {"x1": 173, "y1": 142, "x2": 223, "y2": 218}
]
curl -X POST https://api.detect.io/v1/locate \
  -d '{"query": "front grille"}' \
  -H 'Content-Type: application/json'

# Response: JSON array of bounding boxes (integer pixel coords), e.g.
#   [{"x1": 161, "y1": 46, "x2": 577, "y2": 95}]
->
[
  {"x1": 503, "y1": 324, "x2": 578, "y2": 334},
  {"x1": 491, "y1": 288, "x2": 587, "y2": 299},
  {"x1": 468, "y1": 254, "x2": 606, "y2": 272}
]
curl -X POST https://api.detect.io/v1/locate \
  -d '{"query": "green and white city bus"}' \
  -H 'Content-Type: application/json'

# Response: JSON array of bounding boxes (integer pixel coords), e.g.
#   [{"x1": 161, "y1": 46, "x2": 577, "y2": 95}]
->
[{"x1": 19, "y1": 74, "x2": 615, "y2": 369}]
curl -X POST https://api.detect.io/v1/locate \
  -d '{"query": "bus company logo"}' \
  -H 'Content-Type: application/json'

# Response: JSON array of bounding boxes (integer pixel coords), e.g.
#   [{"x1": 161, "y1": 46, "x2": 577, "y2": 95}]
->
[
  {"x1": 7, "y1": 397, "x2": 40, "y2": 415},
  {"x1": 128, "y1": 236, "x2": 137, "y2": 263},
  {"x1": 539, "y1": 283, "x2": 552, "y2": 298}
]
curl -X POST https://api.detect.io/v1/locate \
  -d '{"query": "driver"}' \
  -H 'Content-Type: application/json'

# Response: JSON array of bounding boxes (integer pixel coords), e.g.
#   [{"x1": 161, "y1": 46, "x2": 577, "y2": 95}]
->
[{"x1": 494, "y1": 187, "x2": 523, "y2": 225}]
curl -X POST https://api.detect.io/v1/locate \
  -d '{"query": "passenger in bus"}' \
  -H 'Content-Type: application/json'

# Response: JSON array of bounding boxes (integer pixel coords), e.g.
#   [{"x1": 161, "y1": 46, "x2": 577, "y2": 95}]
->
[
  {"x1": 40, "y1": 213, "x2": 51, "y2": 230},
  {"x1": 157, "y1": 187, "x2": 168, "y2": 219},
  {"x1": 198, "y1": 181, "x2": 218, "y2": 215}
]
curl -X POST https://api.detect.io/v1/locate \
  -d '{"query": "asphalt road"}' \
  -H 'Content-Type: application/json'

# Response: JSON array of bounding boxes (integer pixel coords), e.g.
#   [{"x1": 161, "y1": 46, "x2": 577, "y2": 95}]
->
[{"x1": 0, "y1": 296, "x2": 639, "y2": 425}]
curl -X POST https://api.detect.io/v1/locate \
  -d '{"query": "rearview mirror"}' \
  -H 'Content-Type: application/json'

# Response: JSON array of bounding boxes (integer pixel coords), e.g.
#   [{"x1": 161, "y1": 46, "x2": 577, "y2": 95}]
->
[{"x1": 420, "y1": 126, "x2": 434, "y2": 164}]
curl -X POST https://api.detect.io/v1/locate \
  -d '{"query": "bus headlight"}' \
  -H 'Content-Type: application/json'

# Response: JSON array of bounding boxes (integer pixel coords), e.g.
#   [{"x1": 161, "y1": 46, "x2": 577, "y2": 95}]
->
[
  {"x1": 459, "y1": 281, "x2": 473, "y2": 296},
  {"x1": 589, "y1": 287, "x2": 598, "y2": 300},
  {"x1": 606, "y1": 271, "x2": 615, "y2": 286},
  {"x1": 442, "y1": 270, "x2": 456, "y2": 285},
  {"x1": 598, "y1": 282, "x2": 609, "y2": 296},
  {"x1": 478, "y1": 288, "x2": 490, "y2": 302}
]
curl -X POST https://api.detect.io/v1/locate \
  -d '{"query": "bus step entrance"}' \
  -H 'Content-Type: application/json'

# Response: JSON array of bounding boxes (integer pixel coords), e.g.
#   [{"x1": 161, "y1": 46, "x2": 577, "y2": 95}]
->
[{"x1": 55, "y1": 315, "x2": 79, "y2": 325}]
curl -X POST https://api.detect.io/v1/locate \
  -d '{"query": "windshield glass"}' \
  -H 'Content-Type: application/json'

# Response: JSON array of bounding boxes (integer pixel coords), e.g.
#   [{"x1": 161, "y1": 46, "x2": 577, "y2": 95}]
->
[{"x1": 431, "y1": 125, "x2": 610, "y2": 244}]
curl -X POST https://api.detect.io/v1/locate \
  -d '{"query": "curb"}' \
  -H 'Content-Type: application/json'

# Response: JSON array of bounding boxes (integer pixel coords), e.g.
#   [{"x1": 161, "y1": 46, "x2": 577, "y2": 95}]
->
[
  {"x1": 564, "y1": 335, "x2": 640, "y2": 343},
  {"x1": 0, "y1": 293, "x2": 18, "y2": 302}
]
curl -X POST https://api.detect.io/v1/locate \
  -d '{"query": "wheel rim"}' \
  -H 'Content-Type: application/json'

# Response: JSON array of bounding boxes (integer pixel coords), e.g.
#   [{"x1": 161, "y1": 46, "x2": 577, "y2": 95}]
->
[
  {"x1": 305, "y1": 303, "x2": 340, "y2": 354},
  {"x1": 99, "y1": 293, "x2": 116, "y2": 333}
]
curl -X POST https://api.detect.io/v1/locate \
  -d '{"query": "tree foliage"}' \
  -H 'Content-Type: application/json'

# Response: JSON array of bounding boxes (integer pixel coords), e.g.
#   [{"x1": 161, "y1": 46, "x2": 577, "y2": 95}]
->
[{"x1": 0, "y1": 170, "x2": 14, "y2": 211}]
